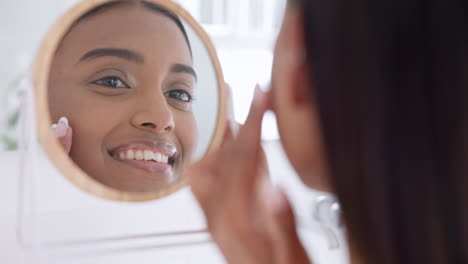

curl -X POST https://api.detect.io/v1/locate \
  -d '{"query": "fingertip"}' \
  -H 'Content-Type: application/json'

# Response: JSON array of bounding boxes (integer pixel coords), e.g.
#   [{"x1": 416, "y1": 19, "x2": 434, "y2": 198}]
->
[
  {"x1": 55, "y1": 122, "x2": 68, "y2": 138},
  {"x1": 253, "y1": 84, "x2": 267, "y2": 106},
  {"x1": 254, "y1": 83, "x2": 262, "y2": 98},
  {"x1": 244, "y1": 84, "x2": 267, "y2": 127}
]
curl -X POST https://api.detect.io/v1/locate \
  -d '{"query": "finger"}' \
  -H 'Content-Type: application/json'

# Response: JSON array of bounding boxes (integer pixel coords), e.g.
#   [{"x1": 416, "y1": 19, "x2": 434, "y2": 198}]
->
[
  {"x1": 225, "y1": 85, "x2": 268, "y2": 193},
  {"x1": 257, "y1": 146, "x2": 269, "y2": 181},
  {"x1": 262, "y1": 186, "x2": 310, "y2": 264},
  {"x1": 222, "y1": 120, "x2": 238, "y2": 144},
  {"x1": 236, "y1": 84, "x2": 268, "y2": 148},
  {"x1": 57, "y1": 117, "x2": 71, "y2": 154},
  {"x1": 63, "y1": 126, "x2": 73, "y2": 154},
  {"x1": 264, "y1": 89, "x2": 273, "y2": 111},
  {"x1": 52, "y1": 117, "x2": 72, "y2": 154},
  {"x1": 188, "y1": 150, "x2": 221, "y2": 219},
  {"x1": 225, "y1": 83, "x2": 240, "y2": 136},
  {"x1": 54, "y1": 117, "x2": 68, "y2": 138},
  {"x1": 260, "y1": 80, "x2": 273, "y2": 111}
]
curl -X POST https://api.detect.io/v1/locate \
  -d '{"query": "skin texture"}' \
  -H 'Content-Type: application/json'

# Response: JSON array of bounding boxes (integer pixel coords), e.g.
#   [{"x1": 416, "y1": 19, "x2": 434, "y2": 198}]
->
[
  {"x1": 48, "y1": 4, "x2": 198, "y2": 193},
  {"x1": 189, "y1": 5, "x2": 336, "y2": 264}
]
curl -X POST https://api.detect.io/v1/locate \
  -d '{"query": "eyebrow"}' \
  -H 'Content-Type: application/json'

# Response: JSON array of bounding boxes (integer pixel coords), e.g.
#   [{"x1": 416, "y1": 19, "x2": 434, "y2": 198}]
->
[
  {"x1": 77, "y1": 48, "x2": 197, "y2": 80},
  {"x1": 171, "y1": 63, "x2": 198, "y2": 80},
  {"x1": 78, "y1": 48, "x2": 144, "y2": 64}
]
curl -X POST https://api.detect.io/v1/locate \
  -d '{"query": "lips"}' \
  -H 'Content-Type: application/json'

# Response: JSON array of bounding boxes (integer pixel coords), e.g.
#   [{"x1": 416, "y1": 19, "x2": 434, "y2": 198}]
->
[{"x1": 109, "y1": 142, "x2": 177, "y2": 174}]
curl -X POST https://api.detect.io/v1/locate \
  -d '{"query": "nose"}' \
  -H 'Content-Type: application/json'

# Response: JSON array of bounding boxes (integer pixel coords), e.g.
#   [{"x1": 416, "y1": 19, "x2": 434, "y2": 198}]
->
[{"x1": 130, "y1": 99, "x2": 175, "y2": 133}]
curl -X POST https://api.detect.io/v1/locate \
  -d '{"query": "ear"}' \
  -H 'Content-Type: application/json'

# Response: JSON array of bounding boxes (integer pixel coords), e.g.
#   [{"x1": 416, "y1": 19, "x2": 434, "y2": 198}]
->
[
  {"x1": 280, "y1": 11, "x2": 313, "y2": 109},
  {"x1": 272, "y1": 8, "x2": 331, "y2": 192}
]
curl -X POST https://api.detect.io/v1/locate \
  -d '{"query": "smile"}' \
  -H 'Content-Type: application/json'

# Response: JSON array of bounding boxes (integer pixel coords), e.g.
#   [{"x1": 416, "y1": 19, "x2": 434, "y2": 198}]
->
[{"x1": 109, "y1": 143, "x2": 177, "y2": 174}]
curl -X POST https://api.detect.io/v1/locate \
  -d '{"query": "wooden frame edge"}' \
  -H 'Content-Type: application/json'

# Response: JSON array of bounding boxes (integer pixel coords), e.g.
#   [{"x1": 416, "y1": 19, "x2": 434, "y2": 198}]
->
[{"x1": 33, "y1": 0, "x2": 227, "y2": 202}]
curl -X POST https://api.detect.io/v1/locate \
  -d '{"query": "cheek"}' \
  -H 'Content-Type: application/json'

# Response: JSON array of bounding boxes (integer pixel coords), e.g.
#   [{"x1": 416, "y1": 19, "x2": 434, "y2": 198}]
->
[
  {"x1": 68, "y1": 100, "x2": 123, "y2": 158},
  {"x1": 48, "y1": 82, "x2": 73, "y2": 123},
  {"x1": 174, "y1": 111, "x2": 198, "y2": 161},
  {"x1": 73, "y1": 104, "x2": 117, "y2": 139}
]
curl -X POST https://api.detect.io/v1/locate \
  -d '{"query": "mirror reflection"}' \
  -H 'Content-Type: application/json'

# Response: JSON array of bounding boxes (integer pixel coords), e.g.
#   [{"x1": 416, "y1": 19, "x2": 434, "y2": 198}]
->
[{"x1": 47, "y1": 0, "x2": 219, "y2": 194}]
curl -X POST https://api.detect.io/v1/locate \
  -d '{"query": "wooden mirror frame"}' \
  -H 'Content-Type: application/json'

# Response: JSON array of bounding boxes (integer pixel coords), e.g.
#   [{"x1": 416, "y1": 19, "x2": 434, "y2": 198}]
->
[{"x1": 32, "y1": 0, "x2": 226, "y2": 202}]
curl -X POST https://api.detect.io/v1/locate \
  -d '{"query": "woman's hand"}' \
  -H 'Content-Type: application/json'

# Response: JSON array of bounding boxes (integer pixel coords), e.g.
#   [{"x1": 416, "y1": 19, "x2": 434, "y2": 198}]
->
[
  {"x1": 51, "y1": 116, "x2": 73, "y2": 154},
  {"x1": 189, "y1": 86, "x2": 311, "y2": 264}
]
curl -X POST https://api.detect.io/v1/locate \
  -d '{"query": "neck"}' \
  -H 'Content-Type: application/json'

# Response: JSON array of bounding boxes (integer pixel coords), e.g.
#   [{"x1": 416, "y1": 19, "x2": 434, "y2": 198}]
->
[{"x1": 347, "y1": 233, "x2": 365, "y2": 264}]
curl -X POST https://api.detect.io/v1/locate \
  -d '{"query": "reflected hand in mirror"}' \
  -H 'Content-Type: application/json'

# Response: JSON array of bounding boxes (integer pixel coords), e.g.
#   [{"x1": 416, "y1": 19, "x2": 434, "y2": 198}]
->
[
  {"x1": 51, "y1": 117, "x2": 73, "y2": 154},
  {"x1": 45, "y1": 0, "x2": 221, "y2": 196}
]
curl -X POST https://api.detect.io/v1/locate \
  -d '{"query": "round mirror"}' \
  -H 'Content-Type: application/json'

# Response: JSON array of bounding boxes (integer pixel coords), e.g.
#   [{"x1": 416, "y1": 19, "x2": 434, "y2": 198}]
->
[{"x1": 33, "y1": 0, "x2": 226, "y2": 201}]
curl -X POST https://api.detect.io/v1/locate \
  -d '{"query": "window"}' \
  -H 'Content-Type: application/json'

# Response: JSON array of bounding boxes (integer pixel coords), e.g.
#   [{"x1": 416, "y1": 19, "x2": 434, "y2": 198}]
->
[{"x1": 176, "y1": 0, "x2": 286, "y2": 139}]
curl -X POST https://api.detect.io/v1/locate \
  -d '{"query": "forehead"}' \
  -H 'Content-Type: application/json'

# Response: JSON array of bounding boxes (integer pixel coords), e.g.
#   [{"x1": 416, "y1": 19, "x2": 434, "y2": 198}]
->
[{"x1": 56, "y1": 4, "x2": 192, "y2": 65}]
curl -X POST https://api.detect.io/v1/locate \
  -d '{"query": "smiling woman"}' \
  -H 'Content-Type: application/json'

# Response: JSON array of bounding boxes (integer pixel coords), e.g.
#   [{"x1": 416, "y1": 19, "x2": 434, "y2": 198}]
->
[{"x1": 41, "y1": 0, "x2": 225, "y2": 198}]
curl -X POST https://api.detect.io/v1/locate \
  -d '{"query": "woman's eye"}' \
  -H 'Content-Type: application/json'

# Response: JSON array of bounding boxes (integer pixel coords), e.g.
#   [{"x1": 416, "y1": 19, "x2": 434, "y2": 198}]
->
[
  {"x1": 165, "y1": 89, "x2": 193, "y2": 102},
  {"x1": 93, "y1": 76, "x2": 129, "y2": 88}
]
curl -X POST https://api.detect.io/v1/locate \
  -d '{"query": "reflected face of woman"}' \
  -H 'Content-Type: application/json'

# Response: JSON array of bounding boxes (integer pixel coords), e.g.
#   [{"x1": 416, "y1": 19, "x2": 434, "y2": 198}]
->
[{"x1": 48, "y1": 5, "x2": 198, "y2": 192}]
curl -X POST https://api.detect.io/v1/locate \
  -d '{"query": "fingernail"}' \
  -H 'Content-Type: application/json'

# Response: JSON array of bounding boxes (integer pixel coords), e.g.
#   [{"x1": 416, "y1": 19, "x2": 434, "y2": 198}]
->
[
  {"x1": 51, "y1": 124, "x2": 57, "y2": 129},
  {"x1": 58, "y1": 117, "x2": 69, "y2": 127},
  {"x1": 55, "y1": 117, "x2": 68, "y2": 137}
]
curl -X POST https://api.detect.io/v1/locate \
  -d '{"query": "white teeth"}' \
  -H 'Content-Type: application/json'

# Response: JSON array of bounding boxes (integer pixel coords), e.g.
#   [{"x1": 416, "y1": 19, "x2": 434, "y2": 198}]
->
[
  {"x1": 117, "y1": 149, "x2": 171, "y2": 164},
  {"x1": 153, "y1": 153, "x2": 169, "y2": 164},
  {"x1": 144, "y1": 150, "x2": 153, "y2": 161},
  {"x1": 135, "y1": 150, "x2": 144, "y2": 160},
  {"x1": 154, "y1": 152, "x2": 162, "y2": 163},
  {"x1": 126, "y1": 149, "x2": 135, "y2": 159}
]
